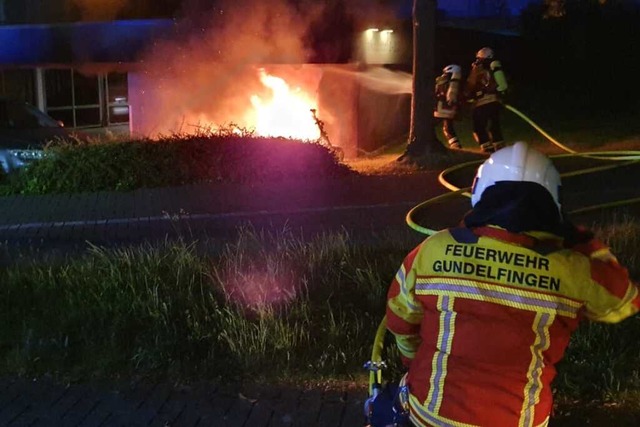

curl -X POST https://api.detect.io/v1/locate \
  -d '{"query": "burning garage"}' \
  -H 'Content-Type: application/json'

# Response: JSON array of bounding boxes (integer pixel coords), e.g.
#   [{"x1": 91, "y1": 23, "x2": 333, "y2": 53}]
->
[
  {"x1": 128, "y1": 0, "x2": 414, "y2": 158},
  {"x1": 0, "y1": 0, "x2": 414, "y2": 159}
]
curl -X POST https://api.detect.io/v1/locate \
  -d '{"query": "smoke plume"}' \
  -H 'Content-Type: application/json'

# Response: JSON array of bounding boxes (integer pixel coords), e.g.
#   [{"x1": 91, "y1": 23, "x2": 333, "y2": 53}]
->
[
  {"x1": 73, "y1": 0, "x2": 128, "y2": 21},
  {"x1": 131, "y1": 0, "x2": 408, "y2": 142},
  {"x1": 133, "y1": 0, "x2": 317, "y2": 136}
]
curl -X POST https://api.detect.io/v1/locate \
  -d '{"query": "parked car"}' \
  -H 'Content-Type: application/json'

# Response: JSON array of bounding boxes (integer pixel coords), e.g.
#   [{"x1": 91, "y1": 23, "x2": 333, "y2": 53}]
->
[{"x1": 0, "y1": 98, "x2": 83, "y2": 174}]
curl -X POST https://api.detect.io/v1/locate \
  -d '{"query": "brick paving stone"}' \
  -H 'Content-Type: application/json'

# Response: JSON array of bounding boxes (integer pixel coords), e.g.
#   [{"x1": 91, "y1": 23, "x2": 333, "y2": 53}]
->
[
  {"x1": 171, "y1": 399, "x2": 203, "y2": 427},
  {"x1": 0, "y1": 377, "x2": 15, "y2": 393},
  {"x1": 341, "y1": 388, "x2": 366, "y2": 427},
  {"x1": 223, "y1": 385, "x2": 278, "y2": 427},
  {"x1": 195, "y1": 386, "x2": 239, "y2": 426},
  {"x1": 292, "y1": 388, "x2": 323, "y2": 426},
  {"x1": 0, "y1": 379, "x2": 59, "y2": 425},
  {"x1": 218, "y1": 395, "x2": 255, "y2": 427},
  {"x1": 0, "y1": 394, "x2": 29, "y2": 426},
  {"x1": 148, "y1": 390, "x2": 189, "y2": 427},
  {"x1": 267, "y1": 388, "x2": 299, "y2": 427},
  {"x1": 316, "y1": 390, "x2": 346, "y2": 427},
  {"x1": 123, "y1": 382, "x2": 158, "y2": 411},
  {"x1": 181, "y1": 396, "x2": 225, "y2": 426},
  {"x1": 78, "y1": 391, "x2": 127, "y2": 427},
  {"x1": 59, "y1": 395, "x2": 100, "y2": 427},
  {"x1": 129, "y1": 383, "x2": 173, "y2": 425},
  {"x1": 5, "y1": 378, "x2": 57, "y2": 427},
  {"x1": 0, "y1": 379, "x2": 21, "y2": 414},
  {"x1": 243, "y1": 399, "x2": 274, "y2": 427},
  {"x1": 48, "y1": 385, "x2": 82, "y2": 423}
]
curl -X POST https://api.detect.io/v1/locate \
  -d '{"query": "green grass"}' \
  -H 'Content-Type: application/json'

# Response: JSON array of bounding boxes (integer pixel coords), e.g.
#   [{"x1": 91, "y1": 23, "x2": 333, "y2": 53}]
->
[
  {"x1": 0, "y1": 227, "x2": 408, "y2": 383},
  {"x1": 2, "y1": 221, "x2": 640, "y2": 405}
]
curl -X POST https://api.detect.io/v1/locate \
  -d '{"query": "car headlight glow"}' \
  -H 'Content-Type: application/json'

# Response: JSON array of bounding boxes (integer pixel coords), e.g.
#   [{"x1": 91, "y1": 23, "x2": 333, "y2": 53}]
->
[{"x1": 8, "y1": 149, "x2": 47, "y2": 161}]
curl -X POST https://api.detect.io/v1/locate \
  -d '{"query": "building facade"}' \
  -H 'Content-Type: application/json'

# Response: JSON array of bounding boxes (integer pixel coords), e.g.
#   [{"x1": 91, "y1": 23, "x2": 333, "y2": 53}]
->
[{"x1": 0, "y1": 19, "x2": 173, "y2": 134}]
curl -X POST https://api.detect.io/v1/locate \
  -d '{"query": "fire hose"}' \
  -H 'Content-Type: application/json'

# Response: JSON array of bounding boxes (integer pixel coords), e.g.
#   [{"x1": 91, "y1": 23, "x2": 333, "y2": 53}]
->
[
  {"x1": 364, "y1": 103, "x2": 640, "y2": 420},
  {"x1": 407, "y1": 103, "x2": 640, "y2": 235}
]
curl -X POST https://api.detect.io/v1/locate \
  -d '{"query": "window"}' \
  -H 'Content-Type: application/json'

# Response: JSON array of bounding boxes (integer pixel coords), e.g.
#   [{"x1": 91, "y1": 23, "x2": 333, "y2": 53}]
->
[
  {"x1": 45, "y1": 69, "x2": 101, "y2": 128},
  {"x1": 106, "y1": 73, "x2": 130, "y2": 124},
  {"x1": 0, "y1": 69, "x2": 36, "y2": 104}
]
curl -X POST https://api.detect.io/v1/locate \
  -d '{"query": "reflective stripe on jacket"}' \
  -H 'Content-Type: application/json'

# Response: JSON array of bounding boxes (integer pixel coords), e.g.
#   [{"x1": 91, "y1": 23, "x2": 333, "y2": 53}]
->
[{"x1": 386, "y1": 226, "x2": 640, "y2": 427}]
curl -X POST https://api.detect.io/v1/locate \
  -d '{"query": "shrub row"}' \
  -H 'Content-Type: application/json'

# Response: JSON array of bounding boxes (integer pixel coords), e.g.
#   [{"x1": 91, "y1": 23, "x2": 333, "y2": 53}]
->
[{"x1": 2, "y1": 134, "x2": 353, "y2": 195}]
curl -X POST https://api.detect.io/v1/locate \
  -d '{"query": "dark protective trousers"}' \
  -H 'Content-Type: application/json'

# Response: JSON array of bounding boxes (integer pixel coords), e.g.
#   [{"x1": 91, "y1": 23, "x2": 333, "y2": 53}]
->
[
  {"x1": 472, "y1": 101, "x2": 503, "y2": 145},
  {"x1": 438, "y1": 118, "x2": 458, "y2": 145}
]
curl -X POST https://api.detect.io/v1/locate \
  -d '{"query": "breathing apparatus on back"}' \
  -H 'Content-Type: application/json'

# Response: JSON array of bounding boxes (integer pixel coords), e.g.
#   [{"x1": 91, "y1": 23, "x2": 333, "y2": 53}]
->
[
  {"x1": 472, "y1": 47, "x2": 508, "y2": 96},
  {"x1": 435, "y1": 64, "x2": 462, "y2": 119}
]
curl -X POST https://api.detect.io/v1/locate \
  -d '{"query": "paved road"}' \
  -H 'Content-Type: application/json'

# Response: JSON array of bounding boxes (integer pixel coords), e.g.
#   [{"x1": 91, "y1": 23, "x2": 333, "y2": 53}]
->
[{"x1": 0, "y1": 173, "x2": 450, "y2": 264}]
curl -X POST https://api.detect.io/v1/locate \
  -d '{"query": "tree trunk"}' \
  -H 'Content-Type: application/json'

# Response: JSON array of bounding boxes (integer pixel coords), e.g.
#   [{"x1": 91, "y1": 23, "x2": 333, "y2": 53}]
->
[{"x1": 407, "y1": 0, "x2": 445, "y2": 155}]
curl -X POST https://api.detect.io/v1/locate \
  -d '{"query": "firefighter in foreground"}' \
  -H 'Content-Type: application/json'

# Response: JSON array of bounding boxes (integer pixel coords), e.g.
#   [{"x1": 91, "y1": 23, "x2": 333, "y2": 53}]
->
[
  {"x1": 434, "y1": 64, "x2": 462, "y2": 149},
  {"x1": 465, "y1": 47, "x2": 508, "y2": 153},
  {"x1": 386, "y1": 142, "x2": 640, "y2": 426}
]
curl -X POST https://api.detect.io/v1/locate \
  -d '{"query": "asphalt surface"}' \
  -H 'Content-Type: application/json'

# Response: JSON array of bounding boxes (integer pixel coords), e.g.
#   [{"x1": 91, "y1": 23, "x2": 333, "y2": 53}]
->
[
  {"x1": 2, "y1": 161, "x2": 640, "y2": 426},
  {"x1": 0, "y1": 172, "x2": 452, "y2": 266}
]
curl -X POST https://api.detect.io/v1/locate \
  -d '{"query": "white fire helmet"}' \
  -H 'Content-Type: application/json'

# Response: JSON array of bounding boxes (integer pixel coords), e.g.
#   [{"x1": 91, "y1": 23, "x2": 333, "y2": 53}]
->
[
  {"x1": 443, "y1": 64, "x2": 461, "y2": 75},
  {"x1": 476, "y1": 47, "x2": 494, "y2": 60},
  {"x1": 471, "y1": 142, "x2": 562, "y2": 212}
]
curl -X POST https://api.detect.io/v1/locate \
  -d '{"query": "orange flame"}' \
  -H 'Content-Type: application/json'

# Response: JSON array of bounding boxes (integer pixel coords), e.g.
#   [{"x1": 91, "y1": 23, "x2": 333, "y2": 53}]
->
[{"x1": 250, "y1": 69, "x2": 320, "y2": 140}]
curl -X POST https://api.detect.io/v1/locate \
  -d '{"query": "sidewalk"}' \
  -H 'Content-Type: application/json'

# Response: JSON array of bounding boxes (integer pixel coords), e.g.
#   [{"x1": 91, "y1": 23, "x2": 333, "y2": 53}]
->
[{"x1": 0, "y1": 376, "x2": 366, "y2": 426}]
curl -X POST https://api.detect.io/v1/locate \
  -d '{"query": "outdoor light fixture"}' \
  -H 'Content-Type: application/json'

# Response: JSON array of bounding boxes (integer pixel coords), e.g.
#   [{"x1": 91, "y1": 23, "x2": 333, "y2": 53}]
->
[{"x1": 364, "y1": 28, "x2": 380, "y2": 41}]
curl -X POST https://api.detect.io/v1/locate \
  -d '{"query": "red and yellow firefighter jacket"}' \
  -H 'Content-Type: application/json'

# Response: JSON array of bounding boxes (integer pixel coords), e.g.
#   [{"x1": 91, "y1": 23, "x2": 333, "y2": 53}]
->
[{"x1": 386, "y1": 225, "x2": 640, "y2": 427}]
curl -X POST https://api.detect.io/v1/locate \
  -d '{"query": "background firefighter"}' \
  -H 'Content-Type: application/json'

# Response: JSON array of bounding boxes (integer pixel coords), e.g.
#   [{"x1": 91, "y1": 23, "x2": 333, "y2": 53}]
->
[
  {"x1": 386, "y1": 142, "x2": 640, "y2": 426},
  {"x1": 465, "y1": 47, "x2": 508, "y2": 153},
  {"x1": 434, "y1": 64, "x2": 462, "y2": 149}
]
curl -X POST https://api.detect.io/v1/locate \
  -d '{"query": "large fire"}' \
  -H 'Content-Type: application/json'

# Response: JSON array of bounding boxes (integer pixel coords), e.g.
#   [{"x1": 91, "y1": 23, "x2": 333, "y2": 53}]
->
[{"x1": 250, "y1": 69, "x2": 321, "y2": 140}]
